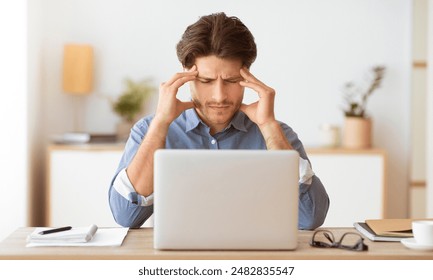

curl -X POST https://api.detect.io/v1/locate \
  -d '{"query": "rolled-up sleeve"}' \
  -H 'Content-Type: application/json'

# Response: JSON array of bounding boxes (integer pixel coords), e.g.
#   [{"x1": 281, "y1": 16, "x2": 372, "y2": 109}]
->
[
  {"x1": 112, "y1": 168, "x2": 154, "y2": 206},
  {"x1": 298, "y1": 175, "x2": 329, "y2": 230}
]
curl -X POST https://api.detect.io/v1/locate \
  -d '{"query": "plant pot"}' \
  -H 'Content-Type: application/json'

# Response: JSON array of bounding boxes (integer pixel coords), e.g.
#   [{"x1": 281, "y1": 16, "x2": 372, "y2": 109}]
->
[{"x1": 343, "y1": 117, "x2": 372, "y2": 149}]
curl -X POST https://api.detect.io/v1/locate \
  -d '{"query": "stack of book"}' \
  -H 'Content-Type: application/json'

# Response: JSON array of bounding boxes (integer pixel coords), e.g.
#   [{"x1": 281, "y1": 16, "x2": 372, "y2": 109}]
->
[{"x1": 354, "y1": 219, "x2": 413, "y2": 242}]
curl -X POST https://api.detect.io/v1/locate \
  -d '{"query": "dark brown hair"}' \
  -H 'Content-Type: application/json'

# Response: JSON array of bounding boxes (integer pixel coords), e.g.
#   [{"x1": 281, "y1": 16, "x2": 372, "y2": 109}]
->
[{"x1": 176, "y1": 12, "x2": 257, "y2": 69}]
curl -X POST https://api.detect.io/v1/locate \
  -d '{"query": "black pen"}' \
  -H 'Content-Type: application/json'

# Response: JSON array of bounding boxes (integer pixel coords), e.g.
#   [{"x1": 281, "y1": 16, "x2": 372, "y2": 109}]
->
[{"x1": 38, "y1": 226, "x2": 72, "y2": 235}]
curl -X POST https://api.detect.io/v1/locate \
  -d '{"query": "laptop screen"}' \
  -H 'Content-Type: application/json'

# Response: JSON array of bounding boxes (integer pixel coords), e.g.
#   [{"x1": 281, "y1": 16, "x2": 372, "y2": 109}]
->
[{"x1": 153, "y1": 149, "x2": 299, "y2": 250}]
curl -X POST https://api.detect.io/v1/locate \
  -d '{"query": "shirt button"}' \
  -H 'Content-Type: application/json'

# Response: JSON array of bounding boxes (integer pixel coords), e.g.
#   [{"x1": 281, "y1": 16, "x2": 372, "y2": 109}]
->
[{"x1": 211, "y1": 139, "x2": 216, "y2": 145}]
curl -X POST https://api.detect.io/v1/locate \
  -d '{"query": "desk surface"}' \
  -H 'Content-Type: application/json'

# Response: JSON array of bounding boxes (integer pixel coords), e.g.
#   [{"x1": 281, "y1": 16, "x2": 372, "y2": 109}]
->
[{"x1": 0, "y1": 227, "x2": 432, "y2": 260}]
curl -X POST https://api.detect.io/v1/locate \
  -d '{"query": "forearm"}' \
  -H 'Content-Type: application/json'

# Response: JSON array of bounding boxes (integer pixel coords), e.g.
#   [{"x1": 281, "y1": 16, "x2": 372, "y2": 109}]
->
[
  {"x1": 126, "y1": 117, "x2": 170, "y2": 197},
  {"x1": 259, "y1": 121, "x2": 294, "y2": 150}
]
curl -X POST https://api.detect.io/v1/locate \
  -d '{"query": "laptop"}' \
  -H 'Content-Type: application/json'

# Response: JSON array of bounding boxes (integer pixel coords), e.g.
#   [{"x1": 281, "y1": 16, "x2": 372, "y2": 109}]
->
[{"x1": 153, "y1": 149, "x2": 299, "y2": 250}]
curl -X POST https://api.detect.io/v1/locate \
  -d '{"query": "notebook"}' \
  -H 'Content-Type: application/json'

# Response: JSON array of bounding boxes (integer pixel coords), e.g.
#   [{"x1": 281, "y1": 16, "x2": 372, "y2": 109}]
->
[
  {"x1": 27, "y1": 224, "x2": 98, "y2": 243},
  {"x1": 353, "y1": 222, "x2": 405, "y2": 242},
  {"x1": 365, "y1": 219, "x2": 414, "y2": 237},
  {"x1": 153, "y1": 149, "x2": 300, "y2": 250}
]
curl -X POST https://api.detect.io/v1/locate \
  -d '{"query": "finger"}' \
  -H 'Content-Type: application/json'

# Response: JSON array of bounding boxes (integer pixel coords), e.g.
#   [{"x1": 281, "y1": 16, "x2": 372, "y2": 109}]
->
[
  {"x1": 240, "y1": 80, "x2": 269, "y2": 96},
  {"x1": 164, "y1": 69, "x2": 198, "y2": 86},
  {"x1": 170, "y1": 74, "x2": 197, "y2": 91},
  {"x1": 240, "y1": 102, "x2": 254, "y2": 111},
  {"x1": 239, "y1": 102, "x2": 257, "y2": 117},
  {"x1": 240, "y1": 67, "x2": 265, "y2": 86}
]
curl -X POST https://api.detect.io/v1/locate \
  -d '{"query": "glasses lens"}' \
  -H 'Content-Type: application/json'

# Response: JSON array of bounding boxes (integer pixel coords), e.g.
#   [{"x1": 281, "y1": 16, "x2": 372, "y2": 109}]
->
[
  {"x1": 339, "y1": 233, "x2": 365, "y2": 250},
  {"x1": 312, "y1": 231, "x2": 334, "y2": 247}
]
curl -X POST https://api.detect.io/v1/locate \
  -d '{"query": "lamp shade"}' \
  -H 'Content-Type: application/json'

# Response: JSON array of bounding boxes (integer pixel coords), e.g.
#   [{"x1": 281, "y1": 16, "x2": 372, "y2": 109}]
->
[{"x1": 62, "y1": 44, "x2": 93, "y2": 95}]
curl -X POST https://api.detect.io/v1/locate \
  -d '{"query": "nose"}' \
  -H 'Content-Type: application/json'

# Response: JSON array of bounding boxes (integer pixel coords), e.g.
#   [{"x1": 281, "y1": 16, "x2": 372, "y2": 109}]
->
[{"x1": 211, "y1": 80, "x2": 228, "y2": 103}]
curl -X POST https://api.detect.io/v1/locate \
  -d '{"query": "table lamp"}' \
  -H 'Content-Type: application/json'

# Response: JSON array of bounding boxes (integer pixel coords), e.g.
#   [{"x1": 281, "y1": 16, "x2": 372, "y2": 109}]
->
[{"x1": 60, "y1": 44, "x2": 94, "y2": 143}]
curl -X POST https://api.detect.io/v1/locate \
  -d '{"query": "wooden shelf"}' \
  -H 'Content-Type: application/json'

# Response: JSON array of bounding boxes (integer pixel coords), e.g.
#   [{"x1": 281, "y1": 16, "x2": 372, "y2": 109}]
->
[
  {"x1": 48, "y1": 142, "x2": 125, "y2": 151},
  {"x1": 306, "y1": 147, "x2": 386, "y2": 155},
  {"x1": 413, "y1": 61, "x2": 427, "y2": 68}
]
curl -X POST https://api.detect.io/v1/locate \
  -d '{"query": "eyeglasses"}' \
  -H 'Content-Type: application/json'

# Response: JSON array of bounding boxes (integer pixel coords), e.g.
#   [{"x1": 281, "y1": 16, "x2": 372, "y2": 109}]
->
[{"x1": 309, "y1": 230, "x2": 368, "y2": 251}]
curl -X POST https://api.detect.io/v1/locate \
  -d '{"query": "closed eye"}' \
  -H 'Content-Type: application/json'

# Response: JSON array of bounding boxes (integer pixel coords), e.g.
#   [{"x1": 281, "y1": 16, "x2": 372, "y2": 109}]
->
[
  {"x1": 196, "y1": 77, "x2": 242, "y2": 84},
  {"x1": 197, "y1": 78, "x2": 213, "y2": 84},
  {"x1": 224, "y1": 77, "x2": 243, "y2": 84}
]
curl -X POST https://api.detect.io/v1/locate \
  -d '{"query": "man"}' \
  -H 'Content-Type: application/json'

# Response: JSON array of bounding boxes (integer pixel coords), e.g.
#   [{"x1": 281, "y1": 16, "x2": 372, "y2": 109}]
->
[{"x1": 109, "y1": 12, "x2": 329, "y2": 230}]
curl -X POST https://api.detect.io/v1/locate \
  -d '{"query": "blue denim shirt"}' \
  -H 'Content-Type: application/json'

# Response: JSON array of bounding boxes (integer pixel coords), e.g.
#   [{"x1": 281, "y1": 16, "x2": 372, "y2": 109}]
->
[{"x1": 109, "y1": 109, "x2": 329, "y2": 230}]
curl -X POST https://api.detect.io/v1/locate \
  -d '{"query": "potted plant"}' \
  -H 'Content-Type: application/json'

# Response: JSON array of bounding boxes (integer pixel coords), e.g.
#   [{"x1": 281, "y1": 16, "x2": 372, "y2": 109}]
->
[
  {"x1": 341, "y1": 65, "x2": 386, "y2": 148},
  {"x1": 112, "y1": 78, "x2": 155, "y2": 140}
]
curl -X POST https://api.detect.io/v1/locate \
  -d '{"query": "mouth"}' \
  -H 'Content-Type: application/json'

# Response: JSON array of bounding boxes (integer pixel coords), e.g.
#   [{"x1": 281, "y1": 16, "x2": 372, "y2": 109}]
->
[{"x1": 208, "y1": 104, "x2": 231, "y2": 109}]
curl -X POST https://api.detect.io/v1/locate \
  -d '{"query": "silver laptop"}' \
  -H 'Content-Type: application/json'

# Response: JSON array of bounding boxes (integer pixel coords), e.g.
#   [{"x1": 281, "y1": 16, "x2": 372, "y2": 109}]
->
[{"x1": 153, "y1": 149, "x2": 299, "y2": 250}]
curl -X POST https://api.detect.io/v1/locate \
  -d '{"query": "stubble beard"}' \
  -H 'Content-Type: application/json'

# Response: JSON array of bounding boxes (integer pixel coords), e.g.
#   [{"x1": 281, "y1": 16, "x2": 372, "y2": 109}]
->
[{"x1": 191, "y1": 97, "x2": 241, "y2": 123}]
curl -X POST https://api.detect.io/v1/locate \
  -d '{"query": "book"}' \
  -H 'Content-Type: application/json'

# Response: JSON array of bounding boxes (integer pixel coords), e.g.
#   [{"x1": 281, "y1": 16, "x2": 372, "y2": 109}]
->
[
  {"x1": 365, "y1": 219, "x2": 413, "y2": 238},
  {"x1": 27, "y1": 224, "x2": 98, "y2": 243},
  {"x1": 356, "y1": 218, "x2": 433, "y2": 242},
  {"x1": 354, "y1": 222, "x2": 405, "y2": 242}
]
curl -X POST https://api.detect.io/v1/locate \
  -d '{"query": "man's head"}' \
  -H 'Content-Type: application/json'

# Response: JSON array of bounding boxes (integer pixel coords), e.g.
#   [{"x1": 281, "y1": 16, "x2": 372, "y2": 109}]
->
[
  {"x1": 176, "y1": 13, "x2": 257, "y2": 134},
  {"x1": 176, "y1": 12, "x2": 257, "y2": 69}
]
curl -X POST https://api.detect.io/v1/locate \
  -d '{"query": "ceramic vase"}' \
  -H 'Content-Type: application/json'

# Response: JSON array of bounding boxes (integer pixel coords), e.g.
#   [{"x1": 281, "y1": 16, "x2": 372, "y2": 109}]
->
[{"x1": 343, "y1": 117, "x2": 372, "y2": 149}]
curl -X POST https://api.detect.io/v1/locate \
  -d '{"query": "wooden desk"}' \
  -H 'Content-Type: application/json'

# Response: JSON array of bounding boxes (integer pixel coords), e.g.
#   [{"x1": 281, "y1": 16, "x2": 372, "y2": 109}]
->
[{"x1": 1, "y1": 228, "x2": 432, "y2": 260}]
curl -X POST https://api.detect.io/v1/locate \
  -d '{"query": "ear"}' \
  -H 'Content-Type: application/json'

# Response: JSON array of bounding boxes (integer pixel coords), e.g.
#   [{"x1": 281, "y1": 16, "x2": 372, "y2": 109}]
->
[
  {"x1": 183, "y1": 63, "x2": 191, "y2": 71},
  {"x1": 184, "y1": 65, "x2": 197, "y2": 72}
]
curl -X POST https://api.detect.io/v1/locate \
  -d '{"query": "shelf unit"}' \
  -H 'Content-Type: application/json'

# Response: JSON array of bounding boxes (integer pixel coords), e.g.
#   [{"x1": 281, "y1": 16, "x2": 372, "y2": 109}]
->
[{"x1": 47, "y1": 144, "x2": 386, "y2": 228}]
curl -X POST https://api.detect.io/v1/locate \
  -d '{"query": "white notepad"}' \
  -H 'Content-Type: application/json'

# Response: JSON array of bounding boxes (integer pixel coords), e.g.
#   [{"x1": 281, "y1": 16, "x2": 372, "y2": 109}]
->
[
  {"x1": 27, "y1": 224, "x2": 98, "y2": 243},
  {"x1": 26, "y1": 226, "x2": 129, "y2": 247}
]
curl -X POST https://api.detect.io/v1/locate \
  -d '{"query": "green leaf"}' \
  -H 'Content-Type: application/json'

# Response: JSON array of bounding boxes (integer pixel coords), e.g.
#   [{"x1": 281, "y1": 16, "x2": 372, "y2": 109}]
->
[{"x1": 112, "y1": 78, "x2": 156, "y2": 122}]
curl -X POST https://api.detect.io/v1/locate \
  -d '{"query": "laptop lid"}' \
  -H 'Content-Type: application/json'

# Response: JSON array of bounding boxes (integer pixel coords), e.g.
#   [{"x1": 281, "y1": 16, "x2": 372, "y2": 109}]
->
[{"x1": 153, "y1": 149, "x2": 299, "y2": 250}]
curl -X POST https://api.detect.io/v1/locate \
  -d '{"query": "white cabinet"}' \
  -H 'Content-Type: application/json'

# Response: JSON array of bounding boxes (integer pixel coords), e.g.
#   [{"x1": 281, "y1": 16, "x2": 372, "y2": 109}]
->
[
  {"x1": 48, "y1": 144, "x2": 124, "y2": 227},
  {"x1": 308, "y1": 148, "x2": 387, "y2": 227}
]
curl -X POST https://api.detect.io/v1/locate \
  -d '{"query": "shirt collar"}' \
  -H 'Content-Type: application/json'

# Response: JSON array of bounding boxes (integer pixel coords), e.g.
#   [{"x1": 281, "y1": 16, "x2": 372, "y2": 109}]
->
[
  {"x1": 185, "y1": 109, "x2": 202, "y2": 132},
  {"x1": 230, "y1": 111, "x2": 248, "y2": 132},
  {"x1": 184, "y1": 109, "x2": 248, "y2": 133}
]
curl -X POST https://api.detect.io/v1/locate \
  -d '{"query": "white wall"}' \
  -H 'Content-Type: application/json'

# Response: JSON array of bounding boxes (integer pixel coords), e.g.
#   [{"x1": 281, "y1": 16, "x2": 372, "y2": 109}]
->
[
  {"x1": 28, "y1": 0, "x2": 47, "y2": 227},
  {"x1": 0, "y1": 0, "x2": 28, "y2": 241},
  {"x1": 28, "y1": 0, "x2": 412, "y2": 221},
  {"x1": 410, "y1": 0, "x2": 428, "y2": 218},
  {"x1": 411, "y1": 0, "x2": 427, "y2": 183},
  {"x1": 427, "y1": 0, "x2": 433, "y2": 217}
]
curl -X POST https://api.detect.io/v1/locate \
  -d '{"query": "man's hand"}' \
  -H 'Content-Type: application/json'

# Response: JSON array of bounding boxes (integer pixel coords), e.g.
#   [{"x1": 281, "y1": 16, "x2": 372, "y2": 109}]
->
[
  {"x1": 239, "y1": 67, "x2": 276, "y2": 129},
  {"x1": 127, "y1": 66, "x2": 198, "y2": 197},
  {"x1": 154, "y1": 66, "x2": 198, "y2": 126},
  {"x1": 239, "y1": 68, "x2": 292, "y2": 150}
]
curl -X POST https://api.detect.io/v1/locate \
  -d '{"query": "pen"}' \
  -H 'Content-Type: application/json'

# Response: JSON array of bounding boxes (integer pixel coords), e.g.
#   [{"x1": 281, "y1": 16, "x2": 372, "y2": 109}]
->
[{"x1": 38, "y1": 226, "x2": 72, "y2": 235}]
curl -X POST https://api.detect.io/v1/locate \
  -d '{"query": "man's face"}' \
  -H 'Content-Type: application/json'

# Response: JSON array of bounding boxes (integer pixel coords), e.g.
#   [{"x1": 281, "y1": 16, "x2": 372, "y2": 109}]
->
[{"x1": 188, "y1": 55, "x2": 244, "y2": 134}]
